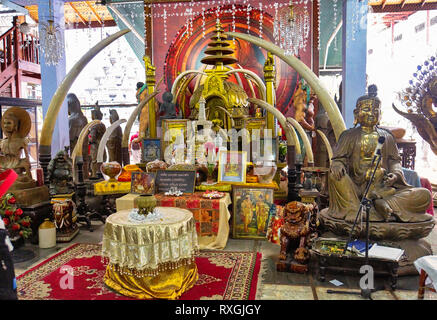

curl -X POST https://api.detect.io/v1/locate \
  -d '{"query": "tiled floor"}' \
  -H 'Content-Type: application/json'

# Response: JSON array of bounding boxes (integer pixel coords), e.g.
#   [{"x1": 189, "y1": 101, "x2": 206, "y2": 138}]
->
[{"x1": 12, "y1": 216, "x2": 437, "y2": 300}]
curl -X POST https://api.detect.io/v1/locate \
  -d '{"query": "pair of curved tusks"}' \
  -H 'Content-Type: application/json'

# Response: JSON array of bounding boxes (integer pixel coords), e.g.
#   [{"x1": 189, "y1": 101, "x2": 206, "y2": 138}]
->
[
  {"x1": 39, "y1": 29, "x2": 131, "y2": 156},
  {"x1": 224, "y1": 32, "x2": 346, "y2": 141},
  {"x1": 71, "y1": 120, "x2": 101, "y2": 182},
  {"x1": 248, "y1": 98, "x2": 301, "y2": 156}
]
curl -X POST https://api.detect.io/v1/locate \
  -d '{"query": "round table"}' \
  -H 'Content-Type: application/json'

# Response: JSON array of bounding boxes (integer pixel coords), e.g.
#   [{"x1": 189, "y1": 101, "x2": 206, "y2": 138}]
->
[{"x1": 102, "y1": 207, "x2": 199, "y2": 299}]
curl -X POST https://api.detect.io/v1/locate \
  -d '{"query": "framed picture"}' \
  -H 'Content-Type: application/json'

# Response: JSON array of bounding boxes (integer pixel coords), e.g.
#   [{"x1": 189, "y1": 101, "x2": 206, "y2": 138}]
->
[
  {"x1": 131, "y1": 171, "x2": 156, "y2": 195},
  {"x1": 142, "y1": 138, "x2": 161, "y2": 162},
  {"x1": 232, "y1": 186, "x2": 275, "y2": 239},
  {"x1": 161, "y1": 119, "x2": 188, "y2": 162},
  {"x1": 251, "y1": 137, "x2": 279, "y2": 163},
  {"x1": 217, "y1": 150, "x2": 247, "y2": 184}
]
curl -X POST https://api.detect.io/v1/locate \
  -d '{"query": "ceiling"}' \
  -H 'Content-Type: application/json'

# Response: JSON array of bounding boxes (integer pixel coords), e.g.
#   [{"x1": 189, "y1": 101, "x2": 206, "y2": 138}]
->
[
  {"x1": 24, "y1": 1, "x2": 116, "y2": 28},
  {"x1": 369, "y1": 0, "x2": 437, "y2": 12}
]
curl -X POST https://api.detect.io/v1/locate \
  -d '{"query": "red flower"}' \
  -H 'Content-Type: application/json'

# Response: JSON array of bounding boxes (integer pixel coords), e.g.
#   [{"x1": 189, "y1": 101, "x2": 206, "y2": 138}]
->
[
  {"x1": 3, "y1": 218, "x2": 9, "y2": 226},
  {"x1": 21, "y1": 221, "x2": 30, "y2": 227},
  {"x1": 7, "y1": 197, "x2": 16, "y2": 204},
  {"x1": 12, "y1": 223, "x2": 20, "y2": 231},
  {"x1": 14, "y1": 208, "x2": 23, "y2": 216},
  {"x1": 4, "y1": 209, "x2": 14, "y2": 216}
]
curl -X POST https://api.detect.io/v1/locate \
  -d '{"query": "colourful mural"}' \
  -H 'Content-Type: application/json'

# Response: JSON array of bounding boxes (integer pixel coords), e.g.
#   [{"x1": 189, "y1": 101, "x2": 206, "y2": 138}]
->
[{"x1": 152, "y1": 3, "x2": 313, "y2": 116}]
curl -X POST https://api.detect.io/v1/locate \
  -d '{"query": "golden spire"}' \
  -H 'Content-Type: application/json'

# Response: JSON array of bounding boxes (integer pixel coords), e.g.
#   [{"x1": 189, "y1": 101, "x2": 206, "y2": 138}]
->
[{"x1": 201, "y1": 19, "x2": 238, "y2": 67}]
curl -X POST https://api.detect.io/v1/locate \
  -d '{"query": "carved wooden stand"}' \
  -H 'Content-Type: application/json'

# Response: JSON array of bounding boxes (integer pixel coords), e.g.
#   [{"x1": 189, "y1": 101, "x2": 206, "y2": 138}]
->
[{"x1": 75, "y1": 160, "x2": 106, "y2": 232}]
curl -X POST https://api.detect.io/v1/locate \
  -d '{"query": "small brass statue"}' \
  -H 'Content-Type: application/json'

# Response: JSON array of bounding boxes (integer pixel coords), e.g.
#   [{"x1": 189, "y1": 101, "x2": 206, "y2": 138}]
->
[
  {"x1": 107, "y1": 109, "x2": 123, "y2": 165},
  {"x1": 327, "y1": 85, "x2": 432, "y2": 223},
  {"x1": 0, "y1": 107, "x2": 35, "y2": 189}
]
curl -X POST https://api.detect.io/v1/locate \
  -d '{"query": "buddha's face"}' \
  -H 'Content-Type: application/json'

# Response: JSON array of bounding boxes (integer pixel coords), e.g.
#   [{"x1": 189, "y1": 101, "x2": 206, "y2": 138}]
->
[
  {"x1": 355, "y1": 101, "x2": 381, "y2": 127},
  {"x1": 2, "y1": 116, "x2": 17, "y2": 134}
]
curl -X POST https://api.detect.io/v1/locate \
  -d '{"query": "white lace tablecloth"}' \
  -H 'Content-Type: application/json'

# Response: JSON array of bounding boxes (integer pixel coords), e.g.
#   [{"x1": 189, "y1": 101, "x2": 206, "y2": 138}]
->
[
  {"x1": 102, "y1": 207, "x2": 199, "y2": 276},
  {"x1": 414, "y1": 255, "x2": 437, "y2": 290}
]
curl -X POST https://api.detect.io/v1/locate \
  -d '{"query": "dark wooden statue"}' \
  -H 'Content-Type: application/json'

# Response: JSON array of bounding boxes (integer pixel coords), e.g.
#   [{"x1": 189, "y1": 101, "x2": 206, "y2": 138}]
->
[
  {"x1": 89, "y1": 103, "x2": 106, "y2": 178},
  {"x1": 47, "y1": 148, "x2": 74, "y2": 196},
  {"x1": 158, "y1": 91, "x2": 177, "y2": 127},
  {"x1": 68, "y1": 93, "x2": 89, "y2": 179},
  {"x1": 107, "y1": 109, "x2": 122, "y2": 165},
  {"x1": 277, "y1": 201, "x2": 319, "y2": 273}
]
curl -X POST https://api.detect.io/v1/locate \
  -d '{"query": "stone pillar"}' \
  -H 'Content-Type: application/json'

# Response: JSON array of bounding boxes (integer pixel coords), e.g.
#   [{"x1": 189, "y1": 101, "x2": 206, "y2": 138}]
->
[
  {"x1": 38, "y1": 0, "x2": 69, "y2": 158},
  {"x1": 341, "y1": 0, "x2": 368, "y2": 128}
]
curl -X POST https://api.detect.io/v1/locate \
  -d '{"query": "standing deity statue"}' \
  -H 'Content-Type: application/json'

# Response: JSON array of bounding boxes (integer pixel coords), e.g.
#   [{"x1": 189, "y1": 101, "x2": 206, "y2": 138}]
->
[
  {"x1": 89, "y1": 103, "x2": 106, "y2": 177},
  {"x1": 68, "y1": 93, "x2": 89, "y2": 179},
  {"x1": 107, "y1": 109, "x2": 123, "y2": 165},
  {"x1": 0, "y1": 107, "x2": 35, "y2": 189},
  {"x1": 327, "y1": 85, "x2": 432, "y2": 223},
  {"x1": 158, "y1": 92, "x2": 177, "y2": 127}
]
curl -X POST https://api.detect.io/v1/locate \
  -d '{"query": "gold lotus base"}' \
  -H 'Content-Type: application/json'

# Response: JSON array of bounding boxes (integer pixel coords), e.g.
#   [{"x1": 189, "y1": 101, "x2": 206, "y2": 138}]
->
[{"x1": 104, "y1": 262, "x2": 198, "y2": 300}]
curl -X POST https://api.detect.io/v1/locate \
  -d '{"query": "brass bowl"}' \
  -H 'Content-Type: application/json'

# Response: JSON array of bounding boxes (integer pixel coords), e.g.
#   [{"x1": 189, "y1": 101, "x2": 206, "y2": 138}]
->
[
  {"x1": 100, "y1": 162, "x2": 122, "y2": 182},
  {"x1": 135, "y1": 195, "x2": 157, "y2": 216}
]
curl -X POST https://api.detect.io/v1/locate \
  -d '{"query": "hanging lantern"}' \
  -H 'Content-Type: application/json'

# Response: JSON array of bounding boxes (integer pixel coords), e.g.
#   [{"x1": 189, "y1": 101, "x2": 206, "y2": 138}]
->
[
  {"x1": 39, "y1": 0, "x2": 64, "y2": 66},
  {"x1": 278, "y1": 0, "x2": 310, "y2": 56}
]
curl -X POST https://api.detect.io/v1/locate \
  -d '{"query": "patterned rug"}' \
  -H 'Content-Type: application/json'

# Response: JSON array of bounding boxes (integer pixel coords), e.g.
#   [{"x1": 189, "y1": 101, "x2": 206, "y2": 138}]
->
[{"x1": 16, "y1": 243, "x2": 261, "y2": 300}]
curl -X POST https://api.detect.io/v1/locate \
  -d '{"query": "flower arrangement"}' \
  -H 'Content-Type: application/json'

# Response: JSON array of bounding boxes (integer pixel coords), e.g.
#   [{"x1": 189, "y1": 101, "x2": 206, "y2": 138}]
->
[{"x1": 0, "y1": 193, "x2": 32, "y2": 239}]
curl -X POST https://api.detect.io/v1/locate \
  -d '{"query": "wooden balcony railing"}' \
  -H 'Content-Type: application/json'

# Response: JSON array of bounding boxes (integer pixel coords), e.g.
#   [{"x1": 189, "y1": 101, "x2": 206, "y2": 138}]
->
[{"x1": 0, "y1": 22, "x2": 39, "y2": 73}]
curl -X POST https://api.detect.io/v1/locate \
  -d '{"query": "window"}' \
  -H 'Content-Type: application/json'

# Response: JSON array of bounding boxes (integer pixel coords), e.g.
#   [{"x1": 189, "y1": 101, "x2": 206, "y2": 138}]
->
[
  {"x1": 415, "y1": 23, "x2": 425, "y2": 33},
  {"x1": 394, "y1": 34, "x2": 402, "y2": 42}
]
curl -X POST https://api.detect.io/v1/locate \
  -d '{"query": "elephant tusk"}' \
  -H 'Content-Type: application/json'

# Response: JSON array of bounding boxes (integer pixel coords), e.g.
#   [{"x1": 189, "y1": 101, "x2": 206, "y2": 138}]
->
[
  {"x1": 316, "y1": 129, "x2": 333, "y2": 165},
  {"x1": 248, "y1": 97, "x2": 301, "y2": 155},
  {"x1": 39, "y1": 29, "x2": 131, "y2": 156},
  {"x1": 286, "y1": 117, "x2": 314, "y2": 165},
  {"x1": 97, "y1": 119, "x2": 127, "y2": 163},
  {"x1": 171, "y1": 70, "x2": 208, "y2": 103},
  {"x1": 71, "y1": 120, "x2": 101, "y2": 182},
  {"x1": 225, "y1": 32, "x2": 346, "y2": 141}
]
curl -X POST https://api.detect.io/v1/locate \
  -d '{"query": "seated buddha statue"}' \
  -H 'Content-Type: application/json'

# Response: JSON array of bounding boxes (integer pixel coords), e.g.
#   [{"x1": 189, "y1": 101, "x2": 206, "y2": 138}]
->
[{"x1": 327, "y1": 85, "x2": 432, "y2": 223}]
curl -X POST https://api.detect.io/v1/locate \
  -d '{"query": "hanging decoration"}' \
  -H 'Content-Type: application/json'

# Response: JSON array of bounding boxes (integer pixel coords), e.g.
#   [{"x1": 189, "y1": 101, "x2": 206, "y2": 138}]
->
[
  {"x1": 277, "y1": 0, "x2": 310, "y2": 56},
  {"x1": 39, "y1": 0, "x2": 64, "y2": 66}
]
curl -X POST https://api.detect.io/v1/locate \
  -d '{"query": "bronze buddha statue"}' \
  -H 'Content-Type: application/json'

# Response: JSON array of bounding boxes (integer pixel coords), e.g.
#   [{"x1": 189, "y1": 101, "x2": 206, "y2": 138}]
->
[{"x1": 327, "y1": 85, "x2": 432, "y2": 224}]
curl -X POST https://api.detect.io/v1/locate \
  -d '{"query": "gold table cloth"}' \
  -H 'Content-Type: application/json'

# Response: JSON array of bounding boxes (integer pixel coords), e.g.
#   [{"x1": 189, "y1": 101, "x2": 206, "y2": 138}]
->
[
  {"x1": 102, "y1": 207, "x2": 199, "y2": 299},
  {"x1": 115, "y1": 192, "x2": 231, "y2": 250}
]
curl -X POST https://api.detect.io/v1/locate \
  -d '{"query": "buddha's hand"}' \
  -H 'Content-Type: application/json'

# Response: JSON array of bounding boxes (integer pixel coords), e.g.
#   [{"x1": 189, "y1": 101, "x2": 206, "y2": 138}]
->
[
  {"x1": 330, "y1": 162, "x2": 346, "y2": 181},
  {"x1": 384, "y1": 173, "x2": 397, "y2": 187}
]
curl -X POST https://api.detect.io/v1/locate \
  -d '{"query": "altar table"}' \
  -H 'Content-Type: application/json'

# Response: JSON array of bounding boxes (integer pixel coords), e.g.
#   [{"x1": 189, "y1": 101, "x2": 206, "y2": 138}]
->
[
  {"x1": 116, "y1": 192, "x2": 231, "y2": 250},
  {"x1": 102, "y1": 207, "x2": 199, "y2": 300}
]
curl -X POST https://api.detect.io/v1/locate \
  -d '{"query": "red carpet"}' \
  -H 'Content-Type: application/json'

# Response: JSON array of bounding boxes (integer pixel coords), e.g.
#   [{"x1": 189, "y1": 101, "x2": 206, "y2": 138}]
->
[{"x1": 16, "y1": 243, "x2": 261, "y2": 300}]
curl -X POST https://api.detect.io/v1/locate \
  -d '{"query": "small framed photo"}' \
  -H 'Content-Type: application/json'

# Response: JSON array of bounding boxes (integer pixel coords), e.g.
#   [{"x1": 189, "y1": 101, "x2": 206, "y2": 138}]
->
[
  {"x1": 161, "y1": 119, "x2": 188, "y2": 162},
  {"x1": 131, "y1": 171, "x2": 156, "y2": 195},
  {"x1": 142, "y1": 138, "x2": 161, "y2": 162},
  {"x1": 217, "y1": 150, "x2": 247, "y2": 184},
  {"x1": 232, "y1": 186, "x2": 275, "y2": 239}
]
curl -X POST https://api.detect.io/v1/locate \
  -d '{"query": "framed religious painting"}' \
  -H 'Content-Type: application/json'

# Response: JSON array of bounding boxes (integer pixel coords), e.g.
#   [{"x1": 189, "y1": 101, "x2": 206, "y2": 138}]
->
[
  {"x1": 232, "y1": 186, "x2": 275, "y2": 239},
  {"x1": 161, "y1": 119, "x2": 188, "y2": 163},
  {"x1": 217, "y1": 150, "x2": 247, "y2": 184},
  {"x1": 131, "y1": 171, "x2": 156, "y2": 195},
  {"x1": 142, "y1": 138, "x2": 161, "y2": 162}
]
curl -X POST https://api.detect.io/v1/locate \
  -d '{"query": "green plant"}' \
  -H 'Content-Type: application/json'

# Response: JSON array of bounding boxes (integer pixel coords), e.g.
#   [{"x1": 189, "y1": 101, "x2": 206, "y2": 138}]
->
[{"x1": 0, "y1": 193, "x2": 32, "y2": 239}]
